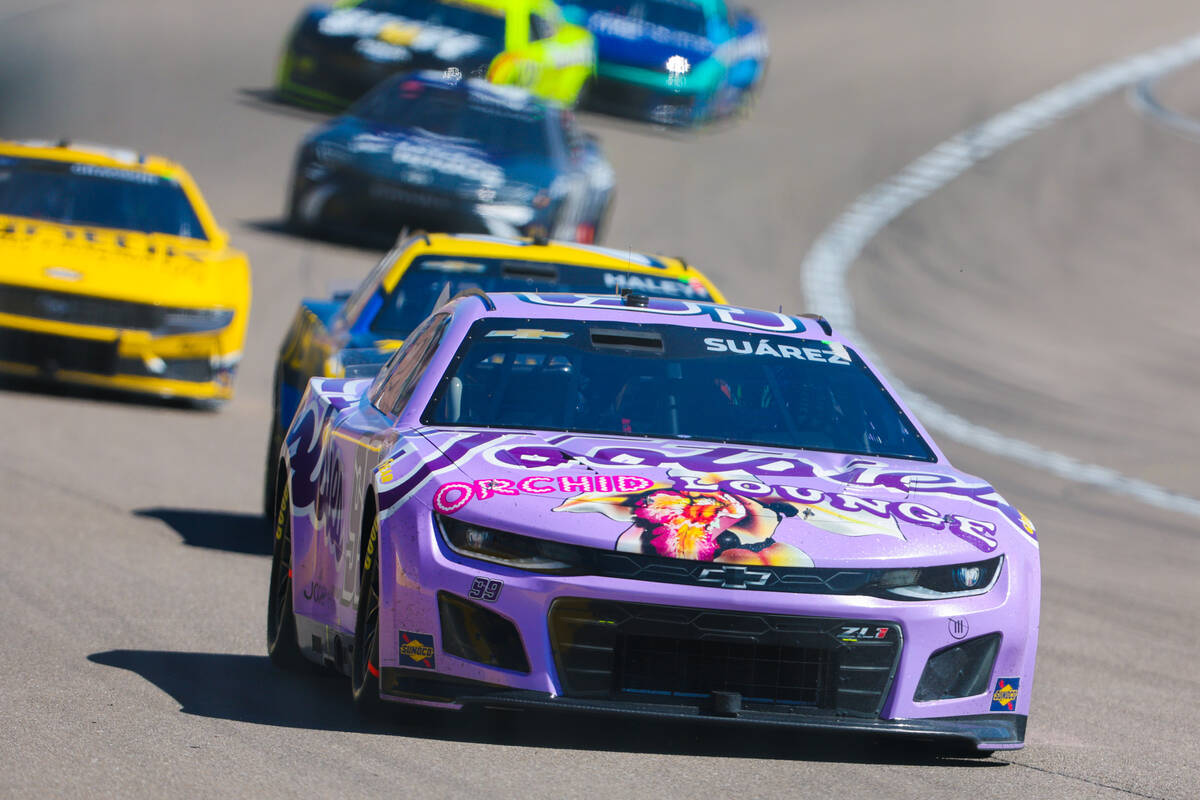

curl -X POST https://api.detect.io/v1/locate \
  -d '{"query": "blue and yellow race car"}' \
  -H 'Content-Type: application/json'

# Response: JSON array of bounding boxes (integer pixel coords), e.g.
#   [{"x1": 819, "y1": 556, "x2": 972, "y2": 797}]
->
[
  {"x1": 263, "y1": 231, "x2": 725, "y2": 517},
  {"x1": 561, "y1": 0, "x2": 767, "y2": 125}
]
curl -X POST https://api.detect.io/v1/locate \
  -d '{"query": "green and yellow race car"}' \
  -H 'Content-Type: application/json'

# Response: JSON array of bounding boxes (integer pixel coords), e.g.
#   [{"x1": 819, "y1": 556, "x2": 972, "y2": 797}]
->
[{"x1": 278, "y1": 0, "x2": 595, "y2": 110}]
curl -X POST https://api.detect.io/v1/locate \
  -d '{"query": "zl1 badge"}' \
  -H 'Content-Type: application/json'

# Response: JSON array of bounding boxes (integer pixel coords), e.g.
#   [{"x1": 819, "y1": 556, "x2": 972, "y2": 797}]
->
[
  {"x1": 990, "y1": 677, "x2": 1020, "y2": 711},
  {"x1": 398, "y1": 631, "x2": 435, "y2": 669}
]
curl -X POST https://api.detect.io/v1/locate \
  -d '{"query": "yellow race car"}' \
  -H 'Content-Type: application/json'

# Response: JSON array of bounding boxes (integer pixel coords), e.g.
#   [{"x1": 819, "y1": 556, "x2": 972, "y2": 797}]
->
[
  {"x1": 278, "y1": 0, "x2": 595, "y2": 110},
  {"x1": 0, "y1": 140, "x2": 251, "y2": 404}
]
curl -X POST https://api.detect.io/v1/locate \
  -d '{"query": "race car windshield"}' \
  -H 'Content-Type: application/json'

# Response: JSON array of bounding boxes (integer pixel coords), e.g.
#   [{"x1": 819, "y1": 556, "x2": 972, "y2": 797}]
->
[
  {"x1": 352, "y1": 85, "x2": 550, "y2": 159},
  {"x1": 357, "y1": 0, "x2": 506, "y2": 41},
  {"x1": 571, "y1": 0, "x2": 707, "y2": 36},
  {"x1": 371, "y1": 257, "x2": 710, "y2": 337},
  {"x1": 0, "y1": 157, "x2": 208, "y2": 240},
  {"x1": 424, "y1": 318, "x2": 936, "y2": 461}
]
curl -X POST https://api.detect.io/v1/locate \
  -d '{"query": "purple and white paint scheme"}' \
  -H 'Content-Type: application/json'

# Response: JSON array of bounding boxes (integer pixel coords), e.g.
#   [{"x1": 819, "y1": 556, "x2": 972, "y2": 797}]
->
[{"x1": 267, "y1": 291, "x2": 1039, "y2": 752}]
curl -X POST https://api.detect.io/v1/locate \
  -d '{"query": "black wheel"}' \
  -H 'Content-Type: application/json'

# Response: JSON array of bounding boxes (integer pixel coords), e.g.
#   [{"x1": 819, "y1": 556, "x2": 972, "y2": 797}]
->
[
  {"x1": 284, "y1": 178, "x2": 311, "y2": 235},
  {"x1": 351, "y1": 515, "x2": 385, "y2": 716},
  {"x1": 263, "y1": 373, "x2": 284, "y2": 524},
  {"x1": 266, "y1": 483, "x2": 308, "y2": 671}
]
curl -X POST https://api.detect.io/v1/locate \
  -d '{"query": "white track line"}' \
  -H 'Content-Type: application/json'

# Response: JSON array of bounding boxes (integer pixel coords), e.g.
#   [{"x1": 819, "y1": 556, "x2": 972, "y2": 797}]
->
[
  {"x1": 801, "y1": 33, "x2": 1200, "y2": 519},
  {"x1": 1128, "y1": 76, "x2": 1200, "y2": 142}
]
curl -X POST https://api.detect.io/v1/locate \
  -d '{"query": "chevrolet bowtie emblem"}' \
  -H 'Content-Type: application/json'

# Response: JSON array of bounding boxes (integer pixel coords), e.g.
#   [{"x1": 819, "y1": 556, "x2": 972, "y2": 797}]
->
[{"x1": 697, "y1": 565, "x2": 771, "y2": 589}]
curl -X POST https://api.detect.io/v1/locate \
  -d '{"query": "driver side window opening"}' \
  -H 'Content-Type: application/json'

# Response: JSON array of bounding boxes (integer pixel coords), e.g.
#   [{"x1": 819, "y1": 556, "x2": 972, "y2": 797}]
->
[{"x1": 369, "y1": 313, "x2": 451, "y2": 416}]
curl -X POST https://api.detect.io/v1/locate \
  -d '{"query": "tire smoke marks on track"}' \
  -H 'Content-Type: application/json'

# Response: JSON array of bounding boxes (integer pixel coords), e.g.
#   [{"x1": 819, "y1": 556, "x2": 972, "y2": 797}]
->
[{"x1": 801, "y1": 33, "x2": 1200, "y2": 520}]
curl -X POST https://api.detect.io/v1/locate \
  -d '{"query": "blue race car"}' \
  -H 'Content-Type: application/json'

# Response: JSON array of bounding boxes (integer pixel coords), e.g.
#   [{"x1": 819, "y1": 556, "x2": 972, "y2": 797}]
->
[
  {"x1": 286, "y1": 70, "x2": 614, "y2": 245},
  {"x1": 560, "y1": 0, "x2": 767, "y2": 125}
]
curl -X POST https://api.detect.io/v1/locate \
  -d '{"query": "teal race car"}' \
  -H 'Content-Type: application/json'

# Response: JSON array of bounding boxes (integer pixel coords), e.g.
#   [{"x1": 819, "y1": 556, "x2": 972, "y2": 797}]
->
[{"x1": 560, "y1": 0, "x2": 767, "y2": 125}]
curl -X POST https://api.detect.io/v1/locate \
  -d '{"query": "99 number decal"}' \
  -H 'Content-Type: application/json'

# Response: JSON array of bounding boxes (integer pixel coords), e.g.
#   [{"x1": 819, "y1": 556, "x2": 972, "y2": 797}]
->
[{"x1": 468, "y1": 577, "x2": 503, "y2": 602}]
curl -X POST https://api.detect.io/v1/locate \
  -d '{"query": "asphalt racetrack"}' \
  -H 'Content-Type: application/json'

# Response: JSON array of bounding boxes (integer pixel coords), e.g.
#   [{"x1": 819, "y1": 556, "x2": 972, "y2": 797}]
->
[{"x1": 2, "y1": 1, "x2": 1199, "y2": 797}]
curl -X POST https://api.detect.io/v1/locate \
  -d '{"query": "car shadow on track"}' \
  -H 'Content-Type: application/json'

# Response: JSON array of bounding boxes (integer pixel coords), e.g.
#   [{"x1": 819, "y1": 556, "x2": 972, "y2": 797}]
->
[
  {"x1": 236, "y1": 87, "x2": 331, "y2": 122},
  {"x1": 0, "y1": 376, "x2": 221, "y2": 411},
  {"x1": 134, "y1": 508, "x2": 270, "y2": 556},
  {"x1": 240, "y1": 217, "x2": 396, "y2": 253},
  {"x1": 86, "y1": 649, "x2": 1003, "y2": 767}
]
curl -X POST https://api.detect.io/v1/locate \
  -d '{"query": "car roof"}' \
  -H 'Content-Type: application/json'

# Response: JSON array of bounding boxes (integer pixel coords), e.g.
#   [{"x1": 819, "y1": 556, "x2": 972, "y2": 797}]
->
[
  {"x1": 382, "y1": 232, "x2": 727, "y2": 301},
  {"x1": 446, "y1": 290, "x2": 841, "y2": 343},
  {"x1": 0, "y1": 138, "x2": 189, "y2": 179}
]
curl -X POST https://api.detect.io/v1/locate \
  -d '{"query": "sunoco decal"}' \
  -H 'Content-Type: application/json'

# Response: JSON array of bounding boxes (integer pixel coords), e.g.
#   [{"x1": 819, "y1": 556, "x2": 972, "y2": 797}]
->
[
  {"x1": 990, "y1": 677, "x2": 1020, "y2": 712},
  {"x1": 398, "y1": 631, "x2": 436, "y2": 669}
]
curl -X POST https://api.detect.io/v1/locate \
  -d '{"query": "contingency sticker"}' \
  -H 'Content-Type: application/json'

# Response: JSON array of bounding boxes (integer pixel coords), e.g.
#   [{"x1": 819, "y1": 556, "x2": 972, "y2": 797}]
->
[
  {"x1": 398, "y1": 631, "x2": 436, "y2": 669},
  {"x1": 990, "y1": 677, "x2": 1020, "y2": 711}
]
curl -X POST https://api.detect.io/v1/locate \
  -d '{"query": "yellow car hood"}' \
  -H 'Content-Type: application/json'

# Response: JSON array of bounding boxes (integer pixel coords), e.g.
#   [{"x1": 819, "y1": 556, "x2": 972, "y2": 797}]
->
[{"x1": 0, "y1": 214, "x2": 249, "y2": 309}]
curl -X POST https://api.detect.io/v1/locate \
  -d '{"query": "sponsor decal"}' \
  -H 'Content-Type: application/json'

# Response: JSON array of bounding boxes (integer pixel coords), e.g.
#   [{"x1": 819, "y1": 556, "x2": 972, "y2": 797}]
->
[
  {"x1": 468, "y1": 577, "x2": 503, "y2": 602},
  {"x1": 587, "y1": 11, "x2": 714, "y2": 53},
  {"x1": 947, "y1": 617, "x2": 969, "y2": 640},
  {"x1": 398, "y1": 631, "x2": 436, "y2": 669},
  {"x1": 302, "y1": 580, "x2": 334, "y2": 608},
  {"x1": 552, "y1": 470, "x2": 1000, "y2": 556},
  {"x1": 990, "y1": 677, "x2": 1020, "y2": 712},
  {"x1": 602, "y1": 271, "x2": 710, "y2": 300},
  {"x1": 838, "y1": 625, "x2": 892, "y2": 643},
  {"x1": 483, "y1": 441, "x2": 1032, "y2": 543},
  {"x1": 704, "y1": 337, "x2": 851, "y2": 364},
  {"x1": 69, "y1": 163, "x2": 160, "y2": 184},
  {"x1": 556, "y1": 486, "x2": 812, "y2": 565},
  {"x1": 433, "y1": 474, "x2": 654, "y2": 513}
]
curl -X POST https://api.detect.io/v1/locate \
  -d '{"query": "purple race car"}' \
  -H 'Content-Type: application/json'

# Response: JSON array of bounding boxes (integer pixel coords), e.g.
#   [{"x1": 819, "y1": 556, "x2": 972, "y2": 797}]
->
[{"x1": 268, "y1": 290, "x2": 1040, "y2": 753}]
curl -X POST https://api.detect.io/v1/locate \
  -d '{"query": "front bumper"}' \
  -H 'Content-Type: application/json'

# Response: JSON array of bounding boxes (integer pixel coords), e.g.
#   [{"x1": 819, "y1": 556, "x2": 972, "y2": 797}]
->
[
  {"x1": 584, "y1": 73, "x2": 704, "y2": 125},
  {"x1": 363, "y1": 512, "x2": 1039, "y2": 752},
  {"x1": 0, "y1": 313, "x2": 240, "y2": 400},
  {"x1": 382, "y1": 679, "x2": 1025, "y2": 748}
]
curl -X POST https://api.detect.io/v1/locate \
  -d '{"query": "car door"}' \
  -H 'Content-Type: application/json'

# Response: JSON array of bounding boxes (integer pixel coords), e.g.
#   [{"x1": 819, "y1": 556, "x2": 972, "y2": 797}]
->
[{"x1": 324, "y1": 311, "x2": 454, "y2": 630}]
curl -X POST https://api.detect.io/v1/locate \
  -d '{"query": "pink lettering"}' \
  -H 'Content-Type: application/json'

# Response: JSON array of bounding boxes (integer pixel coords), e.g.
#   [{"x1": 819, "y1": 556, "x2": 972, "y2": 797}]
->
[
  {"x1": 517, "y1": 476, "x2": 555, "y2": 494},
  {"x1": 433, "y1": 483, "x2": 473, "y2": 514},
  {"x1": 558, "y1": 475, "x2": 593, "y2": 493},
  {"x1": 615, "y1": 475, "x2": 654, "y2": 492},
  {"x1": 474, "y1": 478, "x2": 518, "y2": 501}
]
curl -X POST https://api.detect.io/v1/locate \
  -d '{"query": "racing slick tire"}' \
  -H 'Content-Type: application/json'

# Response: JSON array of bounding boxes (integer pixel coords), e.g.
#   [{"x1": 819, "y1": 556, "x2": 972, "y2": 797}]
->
[
  {"x1": 266, "y1": 483, "x2": 309, "y2": 671},
  {"x1": 263, "y1": 372, "x2": 284, "y2": 524},
  {"x1": 351, "y1": 515, "x2": 385, "y2": 717}
]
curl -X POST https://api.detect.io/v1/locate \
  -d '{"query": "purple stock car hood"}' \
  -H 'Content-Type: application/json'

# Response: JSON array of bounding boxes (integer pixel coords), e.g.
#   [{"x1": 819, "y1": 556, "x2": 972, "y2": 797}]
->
[{"x1": 412, "y1": 429, "x2": 1038, "y2": 569}]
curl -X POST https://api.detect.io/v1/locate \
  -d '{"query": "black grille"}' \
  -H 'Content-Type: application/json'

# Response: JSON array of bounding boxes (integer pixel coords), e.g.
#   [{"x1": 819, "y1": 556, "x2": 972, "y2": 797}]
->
[
  {"x1": 0, "y1": 284, "x2": 164, "y2": 330},
  {"x1": 549, "y1": 598, "x2": 900, "y2": 717},
  {"x1": 620, "y1": 633, "x2": 834, "y2": 707},
  {"x1": 0, "y1": 327, "x2": 118, "y2": 374},
  {"x1": 115, "y1": 356, "x2": 214, "y2": 383}
]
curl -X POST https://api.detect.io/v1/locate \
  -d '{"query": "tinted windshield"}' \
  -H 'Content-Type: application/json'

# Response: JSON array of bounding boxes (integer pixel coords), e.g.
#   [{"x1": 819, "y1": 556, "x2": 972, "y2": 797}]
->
[
  {"x1": 424, "y1": 318, "x2": 936, "y2": 460},
  {"x1": 353, "y1": 80, "x2": 551, "y2": 159},
  {"x1": 357, "y1": 0, "x2": 506, "y2": 40},
  {"x1": 371, "y1": 256, "x2": 711, "y2": 337},
  {"x1": 571, "y1": 0, "x2": 707, "y2": 36},
  {"x1": 0, "y1": 157, "x2": 208, "y2": 239}
]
